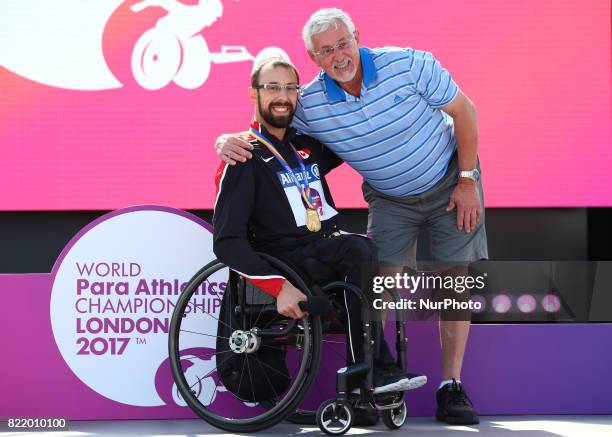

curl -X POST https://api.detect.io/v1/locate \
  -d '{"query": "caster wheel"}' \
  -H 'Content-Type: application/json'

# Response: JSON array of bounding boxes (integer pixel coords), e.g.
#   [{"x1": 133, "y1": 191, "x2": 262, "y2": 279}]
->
[
  {"x1": 316, "y1": 399, "x2": 354, "y2": 436},
  {"x1": 382, "y1": 400, "x2": 407, "y2": 429}
]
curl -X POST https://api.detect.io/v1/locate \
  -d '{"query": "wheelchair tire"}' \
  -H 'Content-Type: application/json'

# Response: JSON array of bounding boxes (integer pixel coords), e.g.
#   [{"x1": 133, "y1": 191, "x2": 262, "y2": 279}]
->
[
  {"x1": 317, "y1": 398, "x2": 354, "y2": 436},
  {"x1": 382, "y1": 400, "x2": 407, "y2": 429},
  {"x1": 169, "y1": 255, "x2": 322, "y2": 433}
]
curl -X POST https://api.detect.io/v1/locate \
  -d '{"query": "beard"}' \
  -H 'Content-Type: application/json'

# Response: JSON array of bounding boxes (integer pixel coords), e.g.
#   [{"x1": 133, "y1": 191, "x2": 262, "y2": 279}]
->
[
  {"x1": 329, "y1": 57, "x2": 358, "y2": 83},
  {"x1": 258, "y1": 100, "x2": 295, "y2": 128}
]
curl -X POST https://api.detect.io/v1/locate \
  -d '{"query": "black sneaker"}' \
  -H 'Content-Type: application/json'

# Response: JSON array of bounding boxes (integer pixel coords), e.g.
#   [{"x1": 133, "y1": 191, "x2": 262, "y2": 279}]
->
[
  {"x1": 353, "y1": 364, "x2": 427, "y2": 394},
  {"x1": 436, "y1": 379, "x2": 480, "y2": 425}
]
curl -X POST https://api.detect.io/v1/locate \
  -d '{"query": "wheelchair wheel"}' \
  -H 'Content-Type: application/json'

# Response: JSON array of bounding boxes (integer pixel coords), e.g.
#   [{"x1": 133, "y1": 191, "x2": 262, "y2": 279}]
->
[
  {"x1": 382, "y1": 400, "x2": 407, "y2": 429},
  {"x1": 317, "y1": 398, "x2": 354, "y2": 436},
  {"x1": 169, "y1": 255, "x2": 322, "y2": 433}
]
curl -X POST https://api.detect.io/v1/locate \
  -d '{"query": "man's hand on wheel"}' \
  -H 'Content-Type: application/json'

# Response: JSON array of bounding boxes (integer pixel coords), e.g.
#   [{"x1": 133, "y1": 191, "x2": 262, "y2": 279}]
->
[
  {"x1": 216, "y1": 133, "x2": 254, "y2": 165},
  {"x1": 276, "y1": 280, "x2": 307, "y2": 319}
]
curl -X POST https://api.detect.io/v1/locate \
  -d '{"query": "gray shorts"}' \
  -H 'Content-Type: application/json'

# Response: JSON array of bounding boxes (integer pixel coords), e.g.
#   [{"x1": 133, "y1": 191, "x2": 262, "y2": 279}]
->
[{"x1": 362, "y1": 153, "x2": 488, "y2": 268}]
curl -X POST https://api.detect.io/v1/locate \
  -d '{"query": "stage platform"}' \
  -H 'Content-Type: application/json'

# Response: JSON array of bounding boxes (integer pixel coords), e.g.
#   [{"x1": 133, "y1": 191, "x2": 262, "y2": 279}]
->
[{"x1": 2, "y1": 416, "x2": 612, "y2": 437}]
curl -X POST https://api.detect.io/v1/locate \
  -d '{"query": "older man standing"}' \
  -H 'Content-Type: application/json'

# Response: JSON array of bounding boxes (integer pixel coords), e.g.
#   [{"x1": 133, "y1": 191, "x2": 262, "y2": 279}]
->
[{"x1": 216, "y1": 8, "x2": 486, "y2": 425}]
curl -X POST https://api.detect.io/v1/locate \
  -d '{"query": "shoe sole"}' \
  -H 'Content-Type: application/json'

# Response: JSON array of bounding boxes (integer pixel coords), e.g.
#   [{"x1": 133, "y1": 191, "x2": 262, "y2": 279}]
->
[
  {"x1": 435, "y1": 410, "x2": 480, "y2": 425},
  {"x1": 352, "y1": 375, "x2": 428, "y2": 394}
]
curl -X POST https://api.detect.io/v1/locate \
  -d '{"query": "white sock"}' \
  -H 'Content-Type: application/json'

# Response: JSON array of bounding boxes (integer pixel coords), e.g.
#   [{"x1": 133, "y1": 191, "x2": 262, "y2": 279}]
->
[{"x1": 438, "y1": 379, "x2": 461, "y2": 389}]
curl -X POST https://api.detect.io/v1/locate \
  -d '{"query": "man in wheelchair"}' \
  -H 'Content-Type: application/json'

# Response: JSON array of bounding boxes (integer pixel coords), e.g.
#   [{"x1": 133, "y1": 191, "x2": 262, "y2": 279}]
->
[{"x1": 213, "y1": 56, "x2": 427, "y2": 396}]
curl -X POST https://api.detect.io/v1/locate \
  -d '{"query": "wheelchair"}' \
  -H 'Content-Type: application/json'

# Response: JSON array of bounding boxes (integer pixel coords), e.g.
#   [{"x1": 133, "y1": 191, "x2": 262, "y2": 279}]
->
[{"x1": 169, "y1": 253, "x2": 410, "y2": 435}]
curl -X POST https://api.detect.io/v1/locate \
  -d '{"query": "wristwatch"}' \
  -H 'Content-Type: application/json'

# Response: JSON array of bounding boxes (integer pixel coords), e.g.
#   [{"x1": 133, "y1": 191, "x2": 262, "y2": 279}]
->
[{"x1": 459, "y1": 168, "x2": 480, "y2": 182}]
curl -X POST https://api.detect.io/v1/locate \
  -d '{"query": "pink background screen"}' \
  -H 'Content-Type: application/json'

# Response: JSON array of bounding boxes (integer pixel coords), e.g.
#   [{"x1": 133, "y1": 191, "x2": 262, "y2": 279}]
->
[{"x1": 1, "y1": 0, "x2": 610, "y2": 210}]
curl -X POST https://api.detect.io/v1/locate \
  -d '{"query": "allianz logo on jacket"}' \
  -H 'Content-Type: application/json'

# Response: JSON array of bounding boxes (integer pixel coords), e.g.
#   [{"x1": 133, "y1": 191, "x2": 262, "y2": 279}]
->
[{"x1": 275, "y1": 164, "x2": 320, "y2": 188}]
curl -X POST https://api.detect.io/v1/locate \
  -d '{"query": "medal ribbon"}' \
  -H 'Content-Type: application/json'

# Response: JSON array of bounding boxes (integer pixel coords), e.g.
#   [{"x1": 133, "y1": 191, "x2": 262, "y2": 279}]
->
[{"x1": 249, "y1": 125, "x2": 316, "y2": 209}]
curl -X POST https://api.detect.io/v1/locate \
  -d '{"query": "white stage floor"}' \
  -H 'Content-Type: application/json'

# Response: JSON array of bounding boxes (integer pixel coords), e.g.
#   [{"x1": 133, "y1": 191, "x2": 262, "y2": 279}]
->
[{"x1": 2, "y1": 416, "x2": 612, "y2": 437}]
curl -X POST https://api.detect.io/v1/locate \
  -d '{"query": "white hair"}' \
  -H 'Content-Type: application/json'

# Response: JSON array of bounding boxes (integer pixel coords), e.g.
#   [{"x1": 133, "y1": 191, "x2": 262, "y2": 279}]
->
[{"x1": 302, "y1": 8, "x2": 356, "y2": 52}]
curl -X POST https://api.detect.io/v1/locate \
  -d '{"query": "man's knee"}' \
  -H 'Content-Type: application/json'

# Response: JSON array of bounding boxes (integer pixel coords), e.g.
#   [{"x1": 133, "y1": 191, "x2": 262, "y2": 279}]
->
[{"x1": 342, "y1": 236, "x2": 378, "y2": 267}]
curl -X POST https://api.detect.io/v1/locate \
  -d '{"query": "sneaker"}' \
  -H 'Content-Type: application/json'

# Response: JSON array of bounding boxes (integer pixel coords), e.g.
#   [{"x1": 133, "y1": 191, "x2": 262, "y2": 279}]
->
[
  {"x1": 352, "y1": 364, "x2": 427, "y2": 394},
  {"x1": 436, "y1": 379, "x2": 480, "y2": 425}
]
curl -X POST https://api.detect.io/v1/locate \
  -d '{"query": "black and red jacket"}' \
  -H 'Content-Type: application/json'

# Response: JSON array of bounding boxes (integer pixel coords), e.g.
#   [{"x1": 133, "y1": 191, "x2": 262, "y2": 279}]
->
[{"x1": 213, "y1": 121, "x2": 343, "y2": 297}]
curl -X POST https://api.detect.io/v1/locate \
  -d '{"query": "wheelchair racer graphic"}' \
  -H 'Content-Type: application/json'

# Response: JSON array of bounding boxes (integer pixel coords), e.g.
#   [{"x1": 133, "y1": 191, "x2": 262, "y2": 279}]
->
[
  {"x1": 131, "y1": 0, "x2": 287, "y2": 90},
  {"x1": 171, "y1": 353, "x2": 226, "y2": 407},
  {"x1": 172, "y1": 352, "x2": 259, "y2": 407}
]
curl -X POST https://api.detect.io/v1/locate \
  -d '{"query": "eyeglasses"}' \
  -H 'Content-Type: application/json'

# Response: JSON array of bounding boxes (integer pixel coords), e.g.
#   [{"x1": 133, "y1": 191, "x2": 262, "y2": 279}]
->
[
  {"x1": 253, "y1": 83, "x2": 301, "y2": 94},
  {"x1": 313, "y1": 34, "x2": 356, "y2": 58}
]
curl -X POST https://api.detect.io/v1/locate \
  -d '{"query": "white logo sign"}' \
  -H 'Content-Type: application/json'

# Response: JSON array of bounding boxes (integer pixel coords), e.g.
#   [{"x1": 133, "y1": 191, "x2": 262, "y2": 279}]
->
[{"x1": 50, "y1": 207, "x2": 222, "y2": 406}]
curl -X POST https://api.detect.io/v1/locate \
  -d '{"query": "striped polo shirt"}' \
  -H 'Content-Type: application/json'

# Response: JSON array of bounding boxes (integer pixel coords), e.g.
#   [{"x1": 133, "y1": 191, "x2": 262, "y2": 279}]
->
[{"x1": 293, "y1": 46, "x2": 459, "y2": 197}]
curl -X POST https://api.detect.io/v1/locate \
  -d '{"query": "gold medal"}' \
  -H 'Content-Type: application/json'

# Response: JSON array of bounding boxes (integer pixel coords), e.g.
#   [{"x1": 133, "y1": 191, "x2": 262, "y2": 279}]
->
[{"x1": 305, "y1": 208, "x2": 321, "y2": 232}]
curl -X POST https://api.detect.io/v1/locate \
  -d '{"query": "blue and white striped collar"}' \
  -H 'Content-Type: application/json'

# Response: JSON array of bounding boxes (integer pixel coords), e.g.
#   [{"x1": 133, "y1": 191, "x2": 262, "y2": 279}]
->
[{"x1": 321, "y1": 47, "x2": 377, "y2": 103}]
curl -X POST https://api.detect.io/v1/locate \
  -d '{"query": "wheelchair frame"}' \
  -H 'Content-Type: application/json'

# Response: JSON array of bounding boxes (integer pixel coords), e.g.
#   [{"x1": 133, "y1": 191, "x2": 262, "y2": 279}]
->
[{"x1": 169, "y1": 253, "x2": 410, "y2": 435}]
